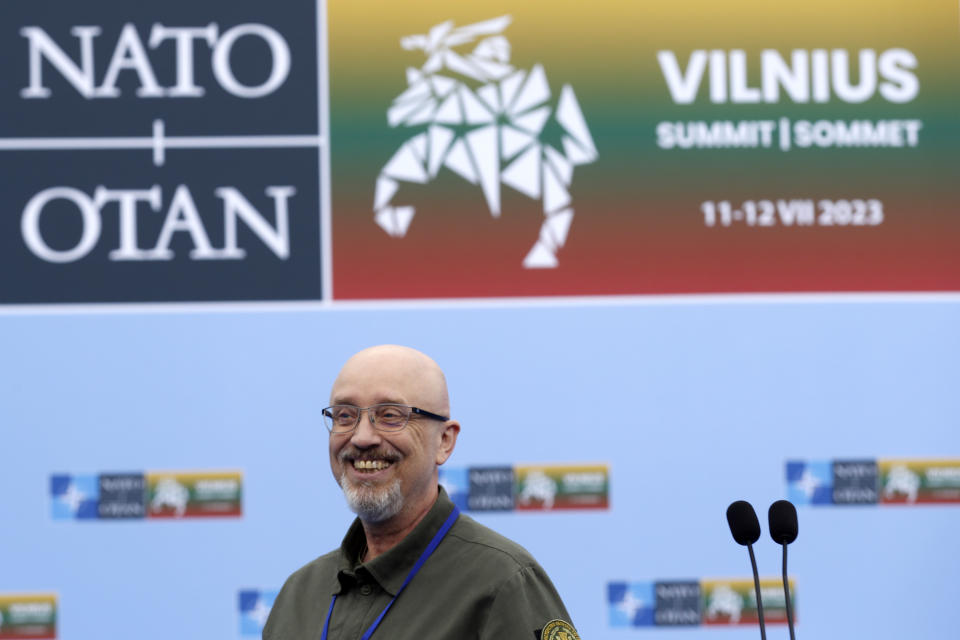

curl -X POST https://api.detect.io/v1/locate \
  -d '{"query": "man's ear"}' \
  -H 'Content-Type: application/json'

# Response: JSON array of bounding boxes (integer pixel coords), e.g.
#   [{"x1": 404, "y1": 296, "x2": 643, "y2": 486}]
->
[{"x1": 435, "y1": 420, "x2": 460, "y2": 465}]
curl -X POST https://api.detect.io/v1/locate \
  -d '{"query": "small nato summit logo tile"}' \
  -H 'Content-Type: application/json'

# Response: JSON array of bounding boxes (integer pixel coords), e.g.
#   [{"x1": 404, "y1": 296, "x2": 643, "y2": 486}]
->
[
  {"x1": 609, "y1": 578, "x2": 793, "y2": 628},
  {"x1": 786, "y1": 460, "x2": 833, "y2": 505},
  {"x1": 607, "y1": 582, "x2": 655, "y2": 627},
  {"x1": 238, "y1": 589, "x2": 277, "y2": 636},
  {"x1": 51, "y1": 474, "x2": 99, "y2": 520},
  {"x1": 50, "y1": 470, "x2": 243, "y2": 520},
  {"x1": 441, "y1": 463, "x2": 609, "y2": 512}
]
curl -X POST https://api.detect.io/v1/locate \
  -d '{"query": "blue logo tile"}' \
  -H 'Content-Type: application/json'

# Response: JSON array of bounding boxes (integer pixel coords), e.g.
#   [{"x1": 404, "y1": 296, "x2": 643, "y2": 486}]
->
[
  {"x1": 608, "y1": 581, "x2": 655, "y2": 627},
  {"x1": 51, "y1": 474, "x2": 100, "y2": 520},
  {"x1": 439, "y1": 467, "x2": 470, "y2": 511},
  {"x1": 239, "y1": 589, "x2": 278, "y2": 636},
  {"x1": 787, "y1": 460, "x2": 833, "y2": 505}
]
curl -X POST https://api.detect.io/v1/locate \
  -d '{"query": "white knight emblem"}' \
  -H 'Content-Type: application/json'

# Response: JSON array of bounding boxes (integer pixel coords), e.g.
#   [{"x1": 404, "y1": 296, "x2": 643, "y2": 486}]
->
[{"x1": 374, "y1": 16, "x2": 598, "y2": 268}]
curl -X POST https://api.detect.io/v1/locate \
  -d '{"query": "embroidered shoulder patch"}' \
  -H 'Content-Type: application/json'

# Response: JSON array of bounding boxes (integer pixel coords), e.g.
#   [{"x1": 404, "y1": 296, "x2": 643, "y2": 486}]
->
[{"x1": 541, "y1": 619, "x2": 580, "y2": 640}]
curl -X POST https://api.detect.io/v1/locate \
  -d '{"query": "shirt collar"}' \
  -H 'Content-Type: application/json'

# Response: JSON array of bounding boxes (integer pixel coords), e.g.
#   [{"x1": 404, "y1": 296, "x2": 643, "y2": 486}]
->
[{"x1": 331, "y1": 487, "x2": 456, "y2": 597}]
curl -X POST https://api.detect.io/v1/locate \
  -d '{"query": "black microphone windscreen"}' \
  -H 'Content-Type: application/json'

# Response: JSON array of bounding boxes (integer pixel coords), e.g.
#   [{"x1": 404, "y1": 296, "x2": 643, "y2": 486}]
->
[
  {"x1": 726, "y1": 500, "x2": 761, "y2": 545},
  {"x1": 768, "y1": 500, "x2": 798, "y2": 544}
]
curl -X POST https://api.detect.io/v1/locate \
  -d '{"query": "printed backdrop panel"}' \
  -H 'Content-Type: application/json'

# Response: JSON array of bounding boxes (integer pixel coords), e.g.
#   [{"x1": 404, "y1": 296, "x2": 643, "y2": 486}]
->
[
  {"x1": 0, "y1": 2, "x2": 958, "y2": 640},
  {"x1": 2, "y1": 304, "x2": 957, "y2": 640},
  {"x1": 0, "y1": 0, "x2": 323, "y2": 303},
  {"x1": 328, "y1": 0, "x2": 960, "y2": 299}
]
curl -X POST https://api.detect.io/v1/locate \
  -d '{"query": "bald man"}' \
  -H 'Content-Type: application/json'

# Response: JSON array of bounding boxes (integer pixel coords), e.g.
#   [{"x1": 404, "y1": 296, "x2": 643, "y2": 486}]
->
[{"x1": 263, "y1": 345, "x2": 578, "y2": 640}]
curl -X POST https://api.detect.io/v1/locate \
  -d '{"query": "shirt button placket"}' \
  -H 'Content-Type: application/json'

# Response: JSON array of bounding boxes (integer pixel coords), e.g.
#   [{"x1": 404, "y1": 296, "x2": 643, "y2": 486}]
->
[{"x1": 359, "y1": 584, "x2": 372, "y2": 596}]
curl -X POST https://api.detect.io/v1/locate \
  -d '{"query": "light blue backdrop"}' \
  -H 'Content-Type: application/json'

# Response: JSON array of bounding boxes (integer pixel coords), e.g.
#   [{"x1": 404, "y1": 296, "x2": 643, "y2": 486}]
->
[{"x1": 1, "y1": 299, "x2": 957, "y2": 638}]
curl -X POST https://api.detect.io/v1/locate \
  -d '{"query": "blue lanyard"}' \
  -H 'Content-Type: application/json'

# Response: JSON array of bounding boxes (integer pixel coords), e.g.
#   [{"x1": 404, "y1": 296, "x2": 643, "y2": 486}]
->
[{"x1": 321, "y1": 506, "x2": 460, "y2": 640}]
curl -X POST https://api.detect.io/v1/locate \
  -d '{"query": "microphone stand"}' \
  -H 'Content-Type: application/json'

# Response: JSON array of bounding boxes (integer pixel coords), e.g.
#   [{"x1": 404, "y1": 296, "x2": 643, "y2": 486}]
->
[
  {"x1": 747, "y1": 542, "x2": 767, "y2": 640},
  {"x1": 781, "y1": 542, "x2": 796, "y2": 640}
]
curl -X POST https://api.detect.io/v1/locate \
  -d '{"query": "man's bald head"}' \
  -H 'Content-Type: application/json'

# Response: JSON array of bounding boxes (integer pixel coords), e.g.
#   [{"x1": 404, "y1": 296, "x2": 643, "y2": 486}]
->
[
  {"x1": 328, "y1": 345, "x2": 460, "y2": 530},
  {"x1": 331, "y1": 345, "x2": 451, "y2": 417}
]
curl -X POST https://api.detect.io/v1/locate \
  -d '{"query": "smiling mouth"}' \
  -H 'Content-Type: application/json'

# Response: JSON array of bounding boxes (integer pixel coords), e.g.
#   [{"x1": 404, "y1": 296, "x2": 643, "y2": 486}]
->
[{"x1": 352, "y1": 460, "x2": 393, "y2": 472}]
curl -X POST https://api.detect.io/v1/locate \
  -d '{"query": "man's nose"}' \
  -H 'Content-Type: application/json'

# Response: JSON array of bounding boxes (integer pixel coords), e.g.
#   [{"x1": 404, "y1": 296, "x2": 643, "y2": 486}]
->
[{"x1": 349, "y1": 410, "x2": 381, "y2": 447}]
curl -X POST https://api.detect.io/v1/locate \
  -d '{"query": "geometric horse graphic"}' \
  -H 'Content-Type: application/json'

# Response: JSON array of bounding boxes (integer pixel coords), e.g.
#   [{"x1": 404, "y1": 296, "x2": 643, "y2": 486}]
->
[{"x1": 373, "y1": 15, "x2": 598, "y2": 268}]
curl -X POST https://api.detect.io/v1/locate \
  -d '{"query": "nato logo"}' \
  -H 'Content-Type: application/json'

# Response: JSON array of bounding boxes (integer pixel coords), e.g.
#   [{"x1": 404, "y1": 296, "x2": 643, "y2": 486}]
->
[
  {"x1": 608, "y1": 582, "x2": 655, "y2": 627},
  {"x1": 832, "y1": 459, "x2": 878, "y2": 504},
  {"x1": 98, "y1": 472, "x2": 147, "y2": 518},
  {"x1": 238, "y1": 589, "x2": 277, "y2": 636},
  {"x1": 654, "y1": 581, "x2": 701, "y2": 625},
  {"x1": 438, "y1": 467, "x2": 469, "y2": 511},
  {"x1": 786, "y1": 460, "x2": 833, "y2": 505},
  {"x1": 51, "y1": 474, "x2": 99, "y2": 519},
  {"x1": 467, "y1": 466, "x2": 514, "y2": 511}
]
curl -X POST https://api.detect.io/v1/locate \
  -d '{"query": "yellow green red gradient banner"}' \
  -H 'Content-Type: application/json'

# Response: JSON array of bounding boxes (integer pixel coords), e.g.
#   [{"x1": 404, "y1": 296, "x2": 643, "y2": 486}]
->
[
  {"x1": 0, "y1": 594, "x2": 56, "y2": 640},
  {"x1": 328, "y1": 0, "x2": 959, "y2": 299},
  {"x1": 701, "y1": 578, "x2": 796, "y2": 626},
  {"x1": 145, "y1": 470, "x2": 243, "y2": 518}
]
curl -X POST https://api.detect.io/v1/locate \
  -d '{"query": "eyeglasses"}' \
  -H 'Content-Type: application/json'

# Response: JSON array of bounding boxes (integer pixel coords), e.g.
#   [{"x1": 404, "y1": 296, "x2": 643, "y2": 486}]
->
[{"x1": 322, "y1": 403, "x2": 450, "y2": 434}]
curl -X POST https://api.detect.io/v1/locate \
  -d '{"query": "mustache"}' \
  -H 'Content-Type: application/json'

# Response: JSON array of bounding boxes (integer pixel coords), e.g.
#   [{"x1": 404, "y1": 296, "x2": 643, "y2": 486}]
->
[{"x1": 338, "y1": 447, "x2": 401, "y2": 463}]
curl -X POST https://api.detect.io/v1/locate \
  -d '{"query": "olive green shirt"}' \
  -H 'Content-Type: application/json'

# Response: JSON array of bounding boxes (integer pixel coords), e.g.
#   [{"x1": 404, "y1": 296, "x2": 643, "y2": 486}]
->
[{"x1": 263, "y1": 488, "x2": 575, "y2": 640}]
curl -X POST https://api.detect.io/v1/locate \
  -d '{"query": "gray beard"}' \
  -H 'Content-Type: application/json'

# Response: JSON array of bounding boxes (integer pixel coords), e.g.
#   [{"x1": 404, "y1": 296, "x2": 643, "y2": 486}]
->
[{"x1": 340, "y1": 473, "x2": 404, "y2": 523}]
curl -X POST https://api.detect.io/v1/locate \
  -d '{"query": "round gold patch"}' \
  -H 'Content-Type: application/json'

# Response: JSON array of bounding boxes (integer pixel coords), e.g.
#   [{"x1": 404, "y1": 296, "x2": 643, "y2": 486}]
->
[{"x1": 541, "y1": 619, "x2": 580, "y2": 640}]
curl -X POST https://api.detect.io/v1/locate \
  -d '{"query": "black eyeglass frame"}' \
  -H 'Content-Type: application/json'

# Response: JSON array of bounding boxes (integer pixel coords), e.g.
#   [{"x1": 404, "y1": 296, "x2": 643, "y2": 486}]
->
[{"x1": 322, "y1": 403, "x2": 450, "y2": 433}]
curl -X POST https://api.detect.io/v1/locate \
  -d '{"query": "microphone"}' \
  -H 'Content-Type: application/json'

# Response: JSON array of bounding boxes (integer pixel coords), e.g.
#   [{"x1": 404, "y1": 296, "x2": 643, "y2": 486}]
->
[
  {"x1": 768, "y1": 500, "x2": 798, "y2": 640},
  {"x1": 726, "y1": 500, "x2": 761, "y2": 545},
  {"x1": 725, "y1": 501, "x2": 766, "y2": 640}
]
